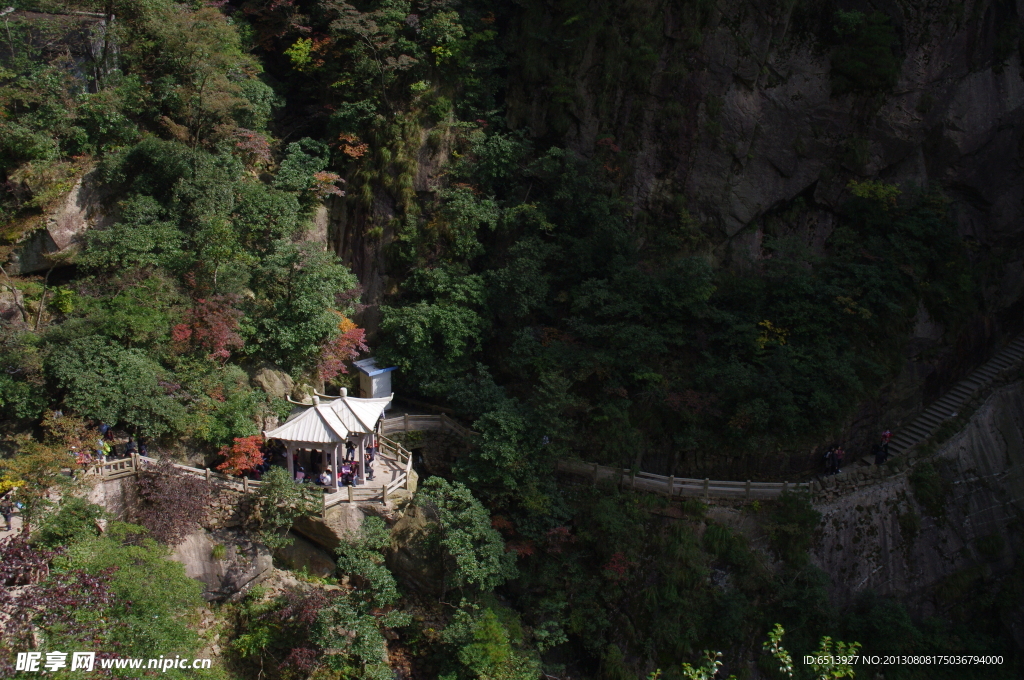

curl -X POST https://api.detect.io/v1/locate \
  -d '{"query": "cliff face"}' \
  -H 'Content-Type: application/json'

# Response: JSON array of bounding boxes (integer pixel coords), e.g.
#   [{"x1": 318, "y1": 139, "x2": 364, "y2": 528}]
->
[
  {"x1": 811, "y1": 380, "x2": 1024, "y2": 634},
  {"x1": 326, "y1": 0, "x2": 1024, "y2": 442},
  {"x1": 506, "y1": 0, "x2": 1024, "y2": 250}
]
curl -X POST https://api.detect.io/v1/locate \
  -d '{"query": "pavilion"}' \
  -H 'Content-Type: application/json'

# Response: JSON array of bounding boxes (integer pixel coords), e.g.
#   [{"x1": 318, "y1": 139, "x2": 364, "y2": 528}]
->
[{"x1": 262, "y1": 392, "x2": 393, "y2": 491}]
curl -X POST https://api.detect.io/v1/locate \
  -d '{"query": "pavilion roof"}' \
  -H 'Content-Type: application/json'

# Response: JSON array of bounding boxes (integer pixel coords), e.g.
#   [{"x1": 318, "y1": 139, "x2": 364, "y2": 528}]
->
[{"x1": 263, "y1": 394, "x2": 392, "y2": 444}]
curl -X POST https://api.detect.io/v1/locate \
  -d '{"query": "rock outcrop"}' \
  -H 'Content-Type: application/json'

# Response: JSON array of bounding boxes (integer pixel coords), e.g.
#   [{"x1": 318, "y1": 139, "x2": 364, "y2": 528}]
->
[
  {"x1": 292, "y1": 502, "x2": 370, "y2": 552},
  {"x1": 812, "y1": 380, "x2": 1024, "y2": 618},
  {"x1": 386, "y1": 502, "x2": 444, "y2": 597},
  {"x1": 169, "y1": 528, "x2": 273, "y2": 601},
  {"x1": 248, "y1": 362, "x2": 295, "y2": 401},
  {"x1": 7, "y1": 167, "x2": 112, "y2": 275},
  {"x1": 273, "y1": 531, "x2": 338, "y2": 578}
]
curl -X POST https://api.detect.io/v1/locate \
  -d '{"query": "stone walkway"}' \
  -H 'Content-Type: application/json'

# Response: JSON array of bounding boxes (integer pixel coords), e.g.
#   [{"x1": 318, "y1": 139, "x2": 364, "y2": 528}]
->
[
  {"x1": 0, "y1": 509, "x2": 23, "y2": 538},
  {"x1": 855, "y1": 333, "x2": 1024, "y2": 467}
]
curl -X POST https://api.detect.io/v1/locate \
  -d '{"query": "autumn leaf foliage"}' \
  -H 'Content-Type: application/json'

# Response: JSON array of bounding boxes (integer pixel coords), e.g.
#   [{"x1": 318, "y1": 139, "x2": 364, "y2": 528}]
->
[
  {"x1": 134, "y1": 459, "x2": 211, "y2": 546},
  {"x1": 317, "y1": 315, "x2": 368, "y2": 382},
  {"x1": 171, "y1": 294, "x2": 245, "y2": 362},
  {"x1": 217, "y1": 435, "x2": 265, "y2": 476}
]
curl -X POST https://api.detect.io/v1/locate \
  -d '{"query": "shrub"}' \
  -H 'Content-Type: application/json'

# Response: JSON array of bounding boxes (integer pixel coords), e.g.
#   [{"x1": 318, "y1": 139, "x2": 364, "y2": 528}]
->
[
  {"x1": 246, "y1": 466, "x2": 322, "y2": 550},
  {"x1": 764, "y1": 492, "x2": 821, "y2": 565},
  {"x1": 830, "y1": 11, "x2": 900, "y2": 95},
  {"x1": 134, "y1": 459, "x2": 211, "y2": 546},
  {"x1": 33, "y1": 497, "x2": 107, "y2": 550},
  {"x1": 57, "y1": 523, "x2": 205, "y2": 662},
  {"x1": 909, "y1": 461, "x2": 952, "y2": 519}
]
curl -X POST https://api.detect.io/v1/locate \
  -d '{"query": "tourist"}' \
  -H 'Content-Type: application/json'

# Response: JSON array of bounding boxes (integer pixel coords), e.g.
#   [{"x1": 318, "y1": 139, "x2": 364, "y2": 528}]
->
[
  {"x1": 872, "y1": 442, "x2": 886, "y2": 465},
  {"x1": 1, "y1": 493, "x2": 13, "y2": 531},
  {"x1": 138, "y1": 438, "x2": 149, "y2": 456},
  {"x1": 77, "y1": 448, "x2": 92, "y2": 474},
  {"x1": 319, "y1": 467, "x2": 332, "y2": 486},
  {"x1": 365, "y1": 447, "x2": 375, "y2": 481},
  {"x1": 881, "y1": 429, "x2": 892, "y2": 444},
  {"x1": 823, "y1": 447, "x2": 834, "y2": 475},
  {"x1": 835, "y1": 447, "x2": 845, "y2": 474},
  {"x1": 340, "y1": 462, "x2": 353, "y2": 486},
  {"x1": 295, "y1": 466, "x2": 305, "y2": 483},
  {"x1": 125, "y1": 437, "x2": 137, "y2": 457},
  {"x1": 345, "y1": 441, "x2": 355, "y2": 461}
]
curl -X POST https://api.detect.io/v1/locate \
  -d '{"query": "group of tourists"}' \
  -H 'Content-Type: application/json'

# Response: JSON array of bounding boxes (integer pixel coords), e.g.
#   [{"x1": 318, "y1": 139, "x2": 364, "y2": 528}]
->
[
  {"x1": 823, "y1": 446, "x2": 846, "y2": 475},
  {"x1": 293, "y1": 437, "x2": 378, "y2": 489},
  {"x1": 822, "y1": 429, "x2": 893, "y2": 475},
  {"x1": 68, "y1": 423, "x2": 148, "y2": 474}
]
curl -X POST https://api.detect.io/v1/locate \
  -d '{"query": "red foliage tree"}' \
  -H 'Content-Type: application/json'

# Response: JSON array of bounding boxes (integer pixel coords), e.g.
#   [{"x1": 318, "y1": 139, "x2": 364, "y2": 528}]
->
[
  {"x1": 171, "y1": 294, "x2": 245, "y2": 363},
  {"x1": 316, "y1": 316, "x2": 368, "y2": 382},
  {"x1": 134, "y1": 460, "x2": 211, "y2": 546},
  {"x1": 217, "y1": 436, "x2": 265, "y2": 476},
  {"x1": 311, "y1": 171, "x2": 345, "y2": 200},
  {"x1": 233, "y1": 127, "x2": 273, "y2": 169}
]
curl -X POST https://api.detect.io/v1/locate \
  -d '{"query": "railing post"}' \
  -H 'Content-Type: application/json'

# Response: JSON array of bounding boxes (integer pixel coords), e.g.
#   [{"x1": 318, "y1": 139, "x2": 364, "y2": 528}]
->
[
  {"x1": 347, "y1": 485, "x2": 354, "y2": 504},
  {"x1": 322, "y1": 492, "x2": 328, "y2": 518},
  {"x1": 745, "y1": 480, "x2": 751, "y2": 499},
  {"x1": 592, "y1": 463, "x2": 600, "y2": 484},
  {"x1": 205, "y1": 467, "x2": 211, "y2": 483},
  {"x1": 667, "y1": 475, "x2": 675, "y2": 498},
  {"x1": 782, "y1": 481, "x2": 789, "y2": 495},
  {"x1": 404, "y1": 413, "x2": 410, "y2": 431},
  {"x1": 703, "y1": 478, "x2": 709, "y2": 501},
  {"x1": 243, "y1": 476, "x2": 249, "y2": 493},
  {"x1": 440, "y1": 413, "x2": 448, "y2": 430}
]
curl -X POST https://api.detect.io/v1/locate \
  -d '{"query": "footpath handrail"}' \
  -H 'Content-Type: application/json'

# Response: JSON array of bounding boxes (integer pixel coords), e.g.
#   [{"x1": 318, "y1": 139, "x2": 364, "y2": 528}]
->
[
  {"x1": 557, "y1": 459, "x2": 811, "y2": 500},
  {"x1": 88, "y1": 413, "x2": 476, "y2": 510},
  {"x1": 381, "y1": 414, "x2": 476, "y2": 439}
]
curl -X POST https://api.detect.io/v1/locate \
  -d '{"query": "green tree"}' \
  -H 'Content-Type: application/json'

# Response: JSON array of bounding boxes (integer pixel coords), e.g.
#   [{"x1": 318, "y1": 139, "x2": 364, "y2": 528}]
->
[
  {"x1": 441, "y1": 604, "x2": 541, "y2": 680},
  {"x1": 46, "y1": 335, "x2": 187, "y2": 437},
  {"x1": 0, "y1": 436, "x2": 72, "y2": 532},
  {"x1": 57, "y1": 522, "x2": 205, "y2": 663},
  {"x1": 246, "y1": 466, "x2": 322, "y2": 550},
  {"x1": 79, "y1": 195, "x2": 186, "y2": 272},
  {"x1": 335, "y1": 515, "x2": 401, "y2": 609},
  {"x1": 415, "y1": 477, "x2": 516, "y2": 596},
  {"x1": 244, "y1": 242, "x2": 360, "y2": 371}
]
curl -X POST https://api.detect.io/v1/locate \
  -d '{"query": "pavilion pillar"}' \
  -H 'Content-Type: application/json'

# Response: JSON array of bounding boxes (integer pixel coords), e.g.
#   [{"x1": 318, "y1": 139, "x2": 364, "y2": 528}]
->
[
  {"x1": 286, "y1": 444, "x2": 295, "y2": 478},
  {"x1": 358, "y1": 434, "x2": 367, "y2": 485},
  {"x1": 331, "y1": 443, "x2": 340, "y2": 492}
]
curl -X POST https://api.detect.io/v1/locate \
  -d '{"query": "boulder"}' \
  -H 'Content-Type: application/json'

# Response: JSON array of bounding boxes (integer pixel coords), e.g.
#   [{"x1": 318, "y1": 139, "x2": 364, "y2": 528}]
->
[
  {"x1": 273, "y1": 531, "x2": 337, "y2": 578},
  {"x1": 292, "y1": 502, "x2": 367, "y2": 552},
  {"x1": 249, "y1": 362, "x2": 294, "y2": 400},
  {"x1": 7, "y1": 167, "x2": 112, "y2": 275},
  {"x1": 386, "y1": 503, "x2": 443, "y2": 597},
  {"x1": 168, "y1": 527, "x2": 272, "y2": 601}
]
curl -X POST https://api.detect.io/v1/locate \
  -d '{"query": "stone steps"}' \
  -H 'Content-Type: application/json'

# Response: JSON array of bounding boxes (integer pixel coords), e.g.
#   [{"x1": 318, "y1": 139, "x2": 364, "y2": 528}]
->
[{"x1": 883, "y1": 334, "x2": 1024, "y2": 458}]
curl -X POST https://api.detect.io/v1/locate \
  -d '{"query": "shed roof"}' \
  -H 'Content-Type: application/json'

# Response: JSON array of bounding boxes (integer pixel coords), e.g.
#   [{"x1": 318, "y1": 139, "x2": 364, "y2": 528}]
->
[
  {"x1": 353, "y1": 358, "x2": 397, "y2": 377},
  {"x1": 263, "y1": 394, "x2": 392, "y2": 444}
]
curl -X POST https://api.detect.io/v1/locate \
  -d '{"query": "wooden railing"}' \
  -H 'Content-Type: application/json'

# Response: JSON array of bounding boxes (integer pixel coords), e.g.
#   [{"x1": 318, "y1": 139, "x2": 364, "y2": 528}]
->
[
  {"x1": 557, "y1": 460, "x2": 811, "y2": 500},
  {"x1": 381, "y1": 413, "x2": 476, "y2": 439},
  {"x1": 87, "y1": 413, "x2": 473, "y2": 511}
]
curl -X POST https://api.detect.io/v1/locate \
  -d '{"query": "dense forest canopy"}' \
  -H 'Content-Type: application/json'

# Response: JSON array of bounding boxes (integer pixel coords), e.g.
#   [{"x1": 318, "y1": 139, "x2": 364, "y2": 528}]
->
[{"x1": 0, "y1": 0, "x2": 1021, "y2": 678}]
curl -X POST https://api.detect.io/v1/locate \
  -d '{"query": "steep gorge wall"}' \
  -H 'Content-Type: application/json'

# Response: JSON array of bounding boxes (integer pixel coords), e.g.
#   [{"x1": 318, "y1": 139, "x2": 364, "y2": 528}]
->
[
  {"x1": 329, "y1": 0, "x2": 1024, "y2": 466},
  {"x1": 811, "y1": 380, "x2": 1024, "y2": 631}
]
